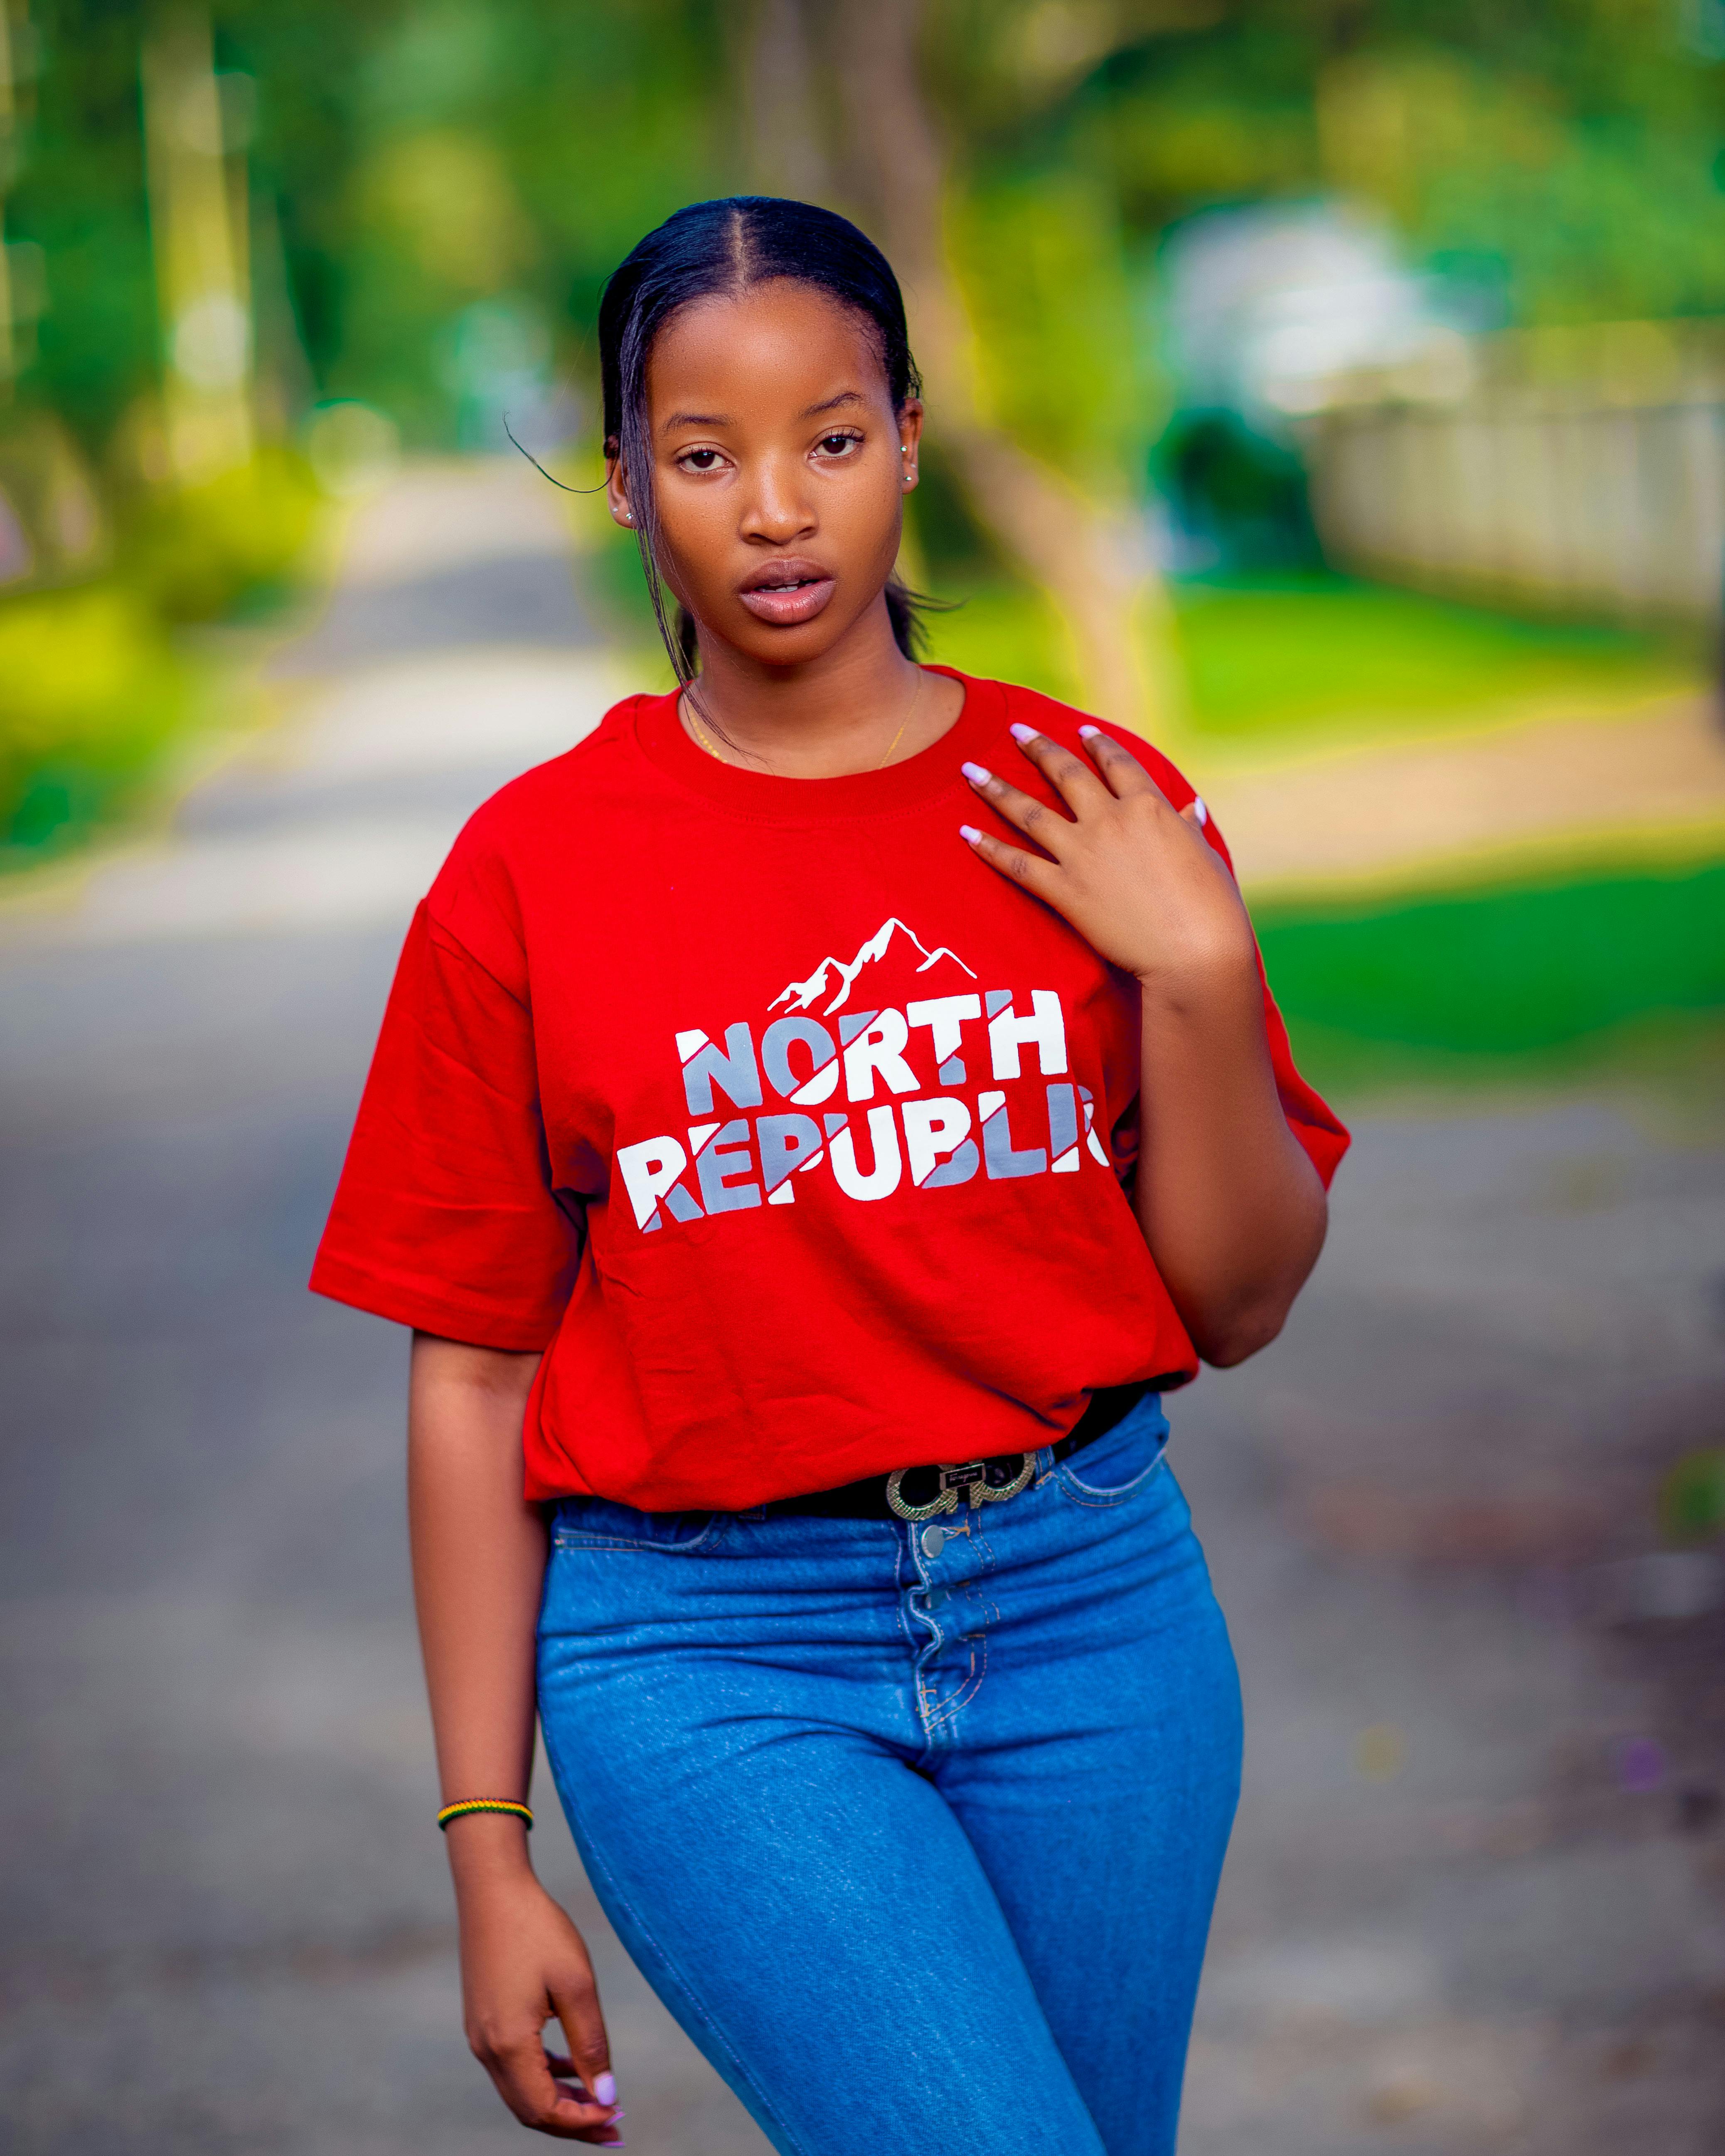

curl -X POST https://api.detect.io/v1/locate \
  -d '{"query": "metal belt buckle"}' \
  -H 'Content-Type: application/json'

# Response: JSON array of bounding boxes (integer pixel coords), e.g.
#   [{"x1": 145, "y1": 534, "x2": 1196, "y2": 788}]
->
[{"x1": 885, "y1": 1452, "x2": 1036, "y2": 1521}]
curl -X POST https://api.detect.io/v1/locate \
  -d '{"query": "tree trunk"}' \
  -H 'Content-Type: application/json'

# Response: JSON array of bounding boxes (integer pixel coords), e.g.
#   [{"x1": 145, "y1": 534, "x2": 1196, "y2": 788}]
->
[
  {"x1": 737, "y1": 0, "x2": 834, "y2": 204},
  {"x1": 824, "y1": 0, "x2": 1177, "y2": 736}
]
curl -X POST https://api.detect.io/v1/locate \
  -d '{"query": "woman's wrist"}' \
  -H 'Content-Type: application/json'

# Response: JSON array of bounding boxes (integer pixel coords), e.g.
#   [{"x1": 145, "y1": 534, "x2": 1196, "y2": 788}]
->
[
  {"x1": 1134, "y1": 930, "x2": 1258, "y2": 1014},
  {"x1": 444, "y1": 1810, "x2": 539, "y2": 1895}
]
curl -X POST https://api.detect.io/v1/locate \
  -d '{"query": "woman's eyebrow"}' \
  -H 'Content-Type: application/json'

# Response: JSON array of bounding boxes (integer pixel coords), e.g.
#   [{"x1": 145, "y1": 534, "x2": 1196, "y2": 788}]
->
[
  {"x1": 660, "y1": 409, "x2": 731, "y2": 432},
  {"x1": 659, "y1": 389, "x2": 865, "y2": 434}
]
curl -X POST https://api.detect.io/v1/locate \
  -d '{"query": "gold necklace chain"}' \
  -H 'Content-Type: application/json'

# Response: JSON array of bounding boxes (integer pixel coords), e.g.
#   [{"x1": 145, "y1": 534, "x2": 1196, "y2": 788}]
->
[{"x1": 683, "y1": 666, "x2": 924, "y2": 773}]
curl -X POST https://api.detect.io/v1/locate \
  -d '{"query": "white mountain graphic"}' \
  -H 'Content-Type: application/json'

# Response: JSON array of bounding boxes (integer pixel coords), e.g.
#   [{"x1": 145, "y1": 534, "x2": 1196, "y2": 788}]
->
[{"x1": 769, "y1": 916, "x2": 977, "y2": 1018}]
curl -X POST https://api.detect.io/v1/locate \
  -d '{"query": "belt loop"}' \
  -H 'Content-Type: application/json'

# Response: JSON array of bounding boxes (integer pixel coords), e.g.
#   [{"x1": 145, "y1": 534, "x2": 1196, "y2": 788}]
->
[{"x1": 1034, "y1": 1442, "x2": 1059, "y2": 1485}]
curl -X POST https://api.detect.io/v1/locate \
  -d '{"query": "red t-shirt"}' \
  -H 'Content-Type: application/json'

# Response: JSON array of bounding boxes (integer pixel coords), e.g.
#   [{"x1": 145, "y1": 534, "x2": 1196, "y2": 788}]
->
[{"x1": 311, "y1": 669, "x2": 1348, "y2": 1509}]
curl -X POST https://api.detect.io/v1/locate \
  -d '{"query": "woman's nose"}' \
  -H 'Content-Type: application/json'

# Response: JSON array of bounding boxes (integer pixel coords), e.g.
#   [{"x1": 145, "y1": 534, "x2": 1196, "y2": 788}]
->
[{"x1": 741, "y1": 459, "x2": 815, "y2": 543}]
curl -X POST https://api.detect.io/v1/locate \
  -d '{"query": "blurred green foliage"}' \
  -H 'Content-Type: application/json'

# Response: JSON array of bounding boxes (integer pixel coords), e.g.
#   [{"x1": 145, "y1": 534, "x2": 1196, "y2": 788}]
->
[
  {"x1": 0, "y1": 436, "x2": 319, "y2": 862},
  {"x1": 12, "y1": 0, "x2": 1725, "y2": 462},
  {"x1": 119, "y1": 448, "x2": 319, "y2": 624},
  {"x1": 1307, "y1": 41, "x2": 1725, "y2": 327},
  {"x1": 214, "y1": 0, "x2": 726, "y2": 442},
  {"x1": 1659, "y1": 1449, "x2": 1725, "y2": 1543},
  {"x1": 13, "y1": 0, "x2": 160, "y2": 451},
  {"x1": 1057, "y1": 3, "x2": 1725, "y2": 329},
  {"x1": 0, "y1": 585, "x2": 188, "y2": 854},
  {"x1": 919, "y1": 575, "x2": 1081, "y2": 706},
  {"x1": 3, "y1": 0, "x2": 1723, "y2": 888},
  {"x1": 948, "y1": 169, "x2": 1154, "y2": 492}
]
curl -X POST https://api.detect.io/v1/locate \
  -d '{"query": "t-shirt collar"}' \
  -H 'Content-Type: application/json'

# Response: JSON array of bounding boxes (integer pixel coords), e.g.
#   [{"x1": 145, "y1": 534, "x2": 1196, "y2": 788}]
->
[{"x1": 632, "y1": 666, "x2": 1006, "y2": 822}]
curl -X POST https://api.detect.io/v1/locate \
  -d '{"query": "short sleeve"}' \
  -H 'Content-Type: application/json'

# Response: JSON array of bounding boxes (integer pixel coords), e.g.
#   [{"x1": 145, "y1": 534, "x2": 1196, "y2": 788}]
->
[
  {"x1": 1106, "y1": 724, "x2": 1351, "y2": 1193},
  {"x1": 1190, "y1": 800, "x2": 1350, "y2": 1190},
  {"x1": 310, "y1": 902, "x2": 581, "y2": 1350}
]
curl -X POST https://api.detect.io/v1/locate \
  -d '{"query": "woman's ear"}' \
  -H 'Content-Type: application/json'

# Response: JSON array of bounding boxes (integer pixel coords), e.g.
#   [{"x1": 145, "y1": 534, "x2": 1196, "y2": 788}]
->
[
  {"x1": 898, "y1": 398, "x2": 925, "y2": 490},
  {"x1": 605, "y1": 443, "x2": 636, "y2": 527}
]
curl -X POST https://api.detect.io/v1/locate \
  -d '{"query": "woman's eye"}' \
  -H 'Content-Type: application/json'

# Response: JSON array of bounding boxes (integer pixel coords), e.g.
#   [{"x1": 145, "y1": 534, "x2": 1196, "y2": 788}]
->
[
  {"x1": 679, "y1": 448, "x2": 723, "y2": 471},
  {"x1": 816, "y1": 433, "x2": 861, "y2": 458}
]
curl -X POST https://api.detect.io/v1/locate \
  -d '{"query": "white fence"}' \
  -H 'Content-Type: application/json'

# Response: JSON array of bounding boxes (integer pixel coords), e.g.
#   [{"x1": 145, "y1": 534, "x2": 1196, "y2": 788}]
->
[{"x1": 1303, "y1": 320, "x2": 1725, "y2": 624}]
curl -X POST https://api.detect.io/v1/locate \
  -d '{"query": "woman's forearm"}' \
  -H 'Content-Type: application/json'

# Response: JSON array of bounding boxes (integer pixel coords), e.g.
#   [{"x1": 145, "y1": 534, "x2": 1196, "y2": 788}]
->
[
  {"x1": 406, "y1": 1334, "x2": 621, "y2": 2135},
  {"x1": 1134, "y1": 958, "x2": 1327, "y2": 1367},
  {"x1": 408, "y1": 1334, "x2": 547, "y2": 1880}
]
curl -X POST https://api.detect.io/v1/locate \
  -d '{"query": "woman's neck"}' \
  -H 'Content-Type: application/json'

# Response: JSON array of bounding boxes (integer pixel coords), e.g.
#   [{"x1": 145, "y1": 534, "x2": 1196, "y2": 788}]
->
[{"x1": 680, "y1": 600, "x2": 962, "y2": 779}]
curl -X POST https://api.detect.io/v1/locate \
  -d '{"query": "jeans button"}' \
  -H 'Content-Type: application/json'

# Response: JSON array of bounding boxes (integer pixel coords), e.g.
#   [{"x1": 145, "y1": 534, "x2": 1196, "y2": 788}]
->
[{"x1": 920, "y1": 1524, "x2": 946, "y2": 1558}]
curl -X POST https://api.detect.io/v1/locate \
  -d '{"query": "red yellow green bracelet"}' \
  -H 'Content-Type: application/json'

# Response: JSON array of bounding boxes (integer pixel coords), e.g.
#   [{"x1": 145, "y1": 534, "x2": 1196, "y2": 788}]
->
[{"x1": 436, "y1": 1798, "x2": 534, "y2": 1831}]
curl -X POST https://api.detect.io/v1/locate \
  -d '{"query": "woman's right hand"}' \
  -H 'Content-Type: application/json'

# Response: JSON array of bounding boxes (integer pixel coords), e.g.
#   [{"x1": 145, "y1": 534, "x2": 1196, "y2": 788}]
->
[{"x1": 453, "y1": 1837, "x2": 623, "y2": 2143}]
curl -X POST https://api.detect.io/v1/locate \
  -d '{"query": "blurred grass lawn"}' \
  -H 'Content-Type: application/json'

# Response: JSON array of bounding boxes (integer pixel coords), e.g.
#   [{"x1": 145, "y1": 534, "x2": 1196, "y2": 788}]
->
[
  {"x1": 920, "y1": 568, "x2": 1698, "y2": 753},
  {"x1": 1169, "y1": 574, "x2": 1697, "y2": 748},
  {"x1": 1260, "y1": 861, "x2": 1725, "y2": 1095}
]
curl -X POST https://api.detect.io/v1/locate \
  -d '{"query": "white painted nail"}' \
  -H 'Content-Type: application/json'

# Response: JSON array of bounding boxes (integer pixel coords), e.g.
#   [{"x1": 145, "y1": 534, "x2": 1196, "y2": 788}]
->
[
  {"x1": 1192, "y1": 796, "x2": 1208, "y2": 826},
  {"x1": 1078, "y1": 724, "x2": 1100, "y2": 738},
  {"x1": 960, "y1": 761, "x2": 991, "y2": 783},
  {"x1": 1008, "y1": 722, "x2": 1038, "y2": 744},
  {"x1": 959, "y1": 824, "x2": 982, "y2": 844}
]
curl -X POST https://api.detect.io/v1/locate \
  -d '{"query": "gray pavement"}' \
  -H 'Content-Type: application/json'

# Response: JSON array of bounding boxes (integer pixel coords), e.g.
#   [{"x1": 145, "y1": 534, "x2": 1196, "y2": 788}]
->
[{"x1": 2, "y1": 462, "x2": 1723, "y2": 2154}]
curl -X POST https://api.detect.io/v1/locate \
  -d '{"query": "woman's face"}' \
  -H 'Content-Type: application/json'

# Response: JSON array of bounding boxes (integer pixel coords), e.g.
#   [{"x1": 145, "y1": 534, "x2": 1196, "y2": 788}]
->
[{"x1": 614, "y1": 279, "x2": 920, "y2": 668}]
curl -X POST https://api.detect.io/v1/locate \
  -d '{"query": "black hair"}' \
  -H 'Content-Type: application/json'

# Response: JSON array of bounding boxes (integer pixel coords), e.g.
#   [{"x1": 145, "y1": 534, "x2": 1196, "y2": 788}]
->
[{"x1": 597, "y1": 196, "x2": 929, "y2": 682}]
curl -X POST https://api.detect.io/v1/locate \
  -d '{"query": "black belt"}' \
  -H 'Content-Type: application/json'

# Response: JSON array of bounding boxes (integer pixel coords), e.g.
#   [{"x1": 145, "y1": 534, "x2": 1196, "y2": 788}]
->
[{"x1": 760, "y1": 1383, "x2": 1154, "y2": 1523}]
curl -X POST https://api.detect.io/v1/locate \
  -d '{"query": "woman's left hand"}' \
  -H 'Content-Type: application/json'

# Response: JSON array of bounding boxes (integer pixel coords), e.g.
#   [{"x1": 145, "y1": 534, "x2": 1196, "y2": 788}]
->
[{"x1": 960, "y1": 724, "x2": 1255, "y2": 995}]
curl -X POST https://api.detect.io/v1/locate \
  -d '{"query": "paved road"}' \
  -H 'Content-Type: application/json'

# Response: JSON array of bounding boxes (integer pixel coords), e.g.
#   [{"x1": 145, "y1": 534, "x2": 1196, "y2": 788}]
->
[{"x1": 2, "y1": 463, "x2": 1723, "y2": 2154}]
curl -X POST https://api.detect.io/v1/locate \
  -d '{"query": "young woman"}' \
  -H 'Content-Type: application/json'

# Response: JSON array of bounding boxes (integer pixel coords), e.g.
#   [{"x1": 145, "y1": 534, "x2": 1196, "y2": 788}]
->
[{"x1": 313, "y1": 197, "x2": 1347, "y2": 2155}]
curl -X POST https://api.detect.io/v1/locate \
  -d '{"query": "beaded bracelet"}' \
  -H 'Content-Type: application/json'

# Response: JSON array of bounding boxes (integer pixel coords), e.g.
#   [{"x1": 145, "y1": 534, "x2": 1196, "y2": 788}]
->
[{"x1": 436, "y1": 1798, "x2": 534, "y2": 1831}]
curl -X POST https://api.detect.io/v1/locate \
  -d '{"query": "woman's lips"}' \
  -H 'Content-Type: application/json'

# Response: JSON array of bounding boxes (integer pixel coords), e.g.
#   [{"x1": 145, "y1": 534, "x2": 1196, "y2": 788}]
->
[{"x1": 738, "y1": 570, "x2": 836, "y2": 625}]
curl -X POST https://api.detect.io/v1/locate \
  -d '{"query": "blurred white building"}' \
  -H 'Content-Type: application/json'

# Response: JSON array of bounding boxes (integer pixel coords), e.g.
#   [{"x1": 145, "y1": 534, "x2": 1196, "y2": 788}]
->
[
  {"x1": 1159, "y1": 200, "x2": 1725, "y2": 625},
  {"x1": 1160, "y1": 201, "x2": 1469, "y2": 426}
]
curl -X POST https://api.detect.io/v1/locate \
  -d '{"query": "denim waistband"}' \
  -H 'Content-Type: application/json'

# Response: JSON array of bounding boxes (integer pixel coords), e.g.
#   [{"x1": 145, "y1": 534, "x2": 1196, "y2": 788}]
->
[{"x1": 756, "y1": 1380, "x2": 1157, "y2": 1519}]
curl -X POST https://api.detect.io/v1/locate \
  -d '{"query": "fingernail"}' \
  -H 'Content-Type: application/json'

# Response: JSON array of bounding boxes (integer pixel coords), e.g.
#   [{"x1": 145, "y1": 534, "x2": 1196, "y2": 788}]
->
[
  {"x1": 1078, "y1": 723, "x2": 1100, "y2": 738},
  {"x1": 593, "y1": 2072, "x2": 617, "y2": 2107},
  {"x1": 960, "y1": 761, "x2": 991, "y2": 783},
  {"x1": 1192, "y1": 796, "x2": 1208, "y2": 825},
  {"x1": 1008, "y1": 722, "x2": 1038, "y2": 744},
  {"x1": 959, "y1": 824, "x2": 982, "y2": 844}
]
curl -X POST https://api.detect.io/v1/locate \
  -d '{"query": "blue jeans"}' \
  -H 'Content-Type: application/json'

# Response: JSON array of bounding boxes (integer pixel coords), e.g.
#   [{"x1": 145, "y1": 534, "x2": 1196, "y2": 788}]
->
[{"x1": 536, "y1": 1397, "x2": 1241, "y2": 2156}]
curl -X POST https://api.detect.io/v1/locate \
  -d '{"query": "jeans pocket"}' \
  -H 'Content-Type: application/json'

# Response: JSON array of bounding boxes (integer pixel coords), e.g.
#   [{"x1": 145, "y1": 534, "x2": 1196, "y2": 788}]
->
[
  {"x1": 549, "y1": 1496, "x2": 723, "y2": 1553},
  {"x1": 1056, "y1": 1399, "x2": 1169, "y2": 1506}
]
